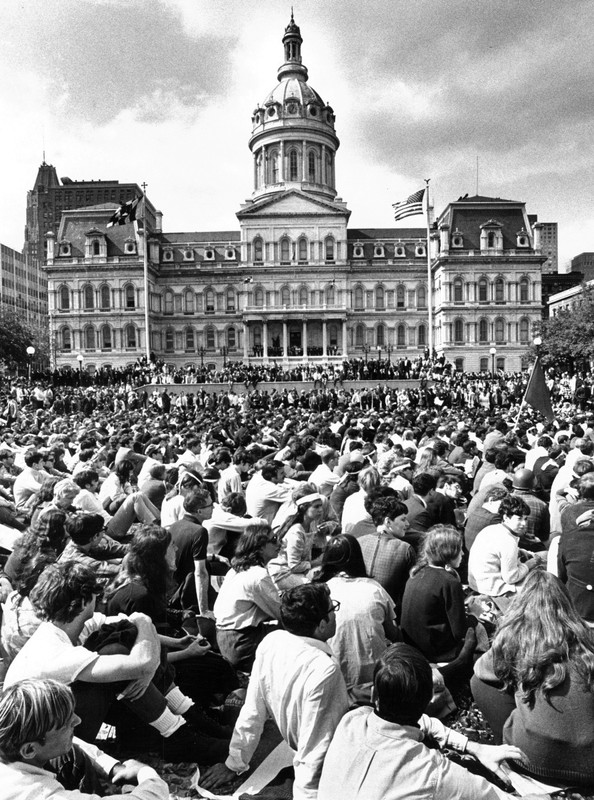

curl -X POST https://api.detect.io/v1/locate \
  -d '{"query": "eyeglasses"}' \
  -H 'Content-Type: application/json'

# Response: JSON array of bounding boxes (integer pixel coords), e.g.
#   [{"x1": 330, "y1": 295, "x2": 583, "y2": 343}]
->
[
  {"x1": 328, "y1": 599, "x2": 341, "y2": 613},
  {"x1": 198, "y1": 503, "x2": 213, "y2": 510}
]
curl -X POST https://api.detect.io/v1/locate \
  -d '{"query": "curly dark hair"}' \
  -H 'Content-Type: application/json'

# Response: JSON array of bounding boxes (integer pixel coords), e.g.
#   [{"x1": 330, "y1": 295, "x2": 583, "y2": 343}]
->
[
  {"x1": 232, "y1": 523, "x2": 273, "y2": 572},
  {"x1": 107, "y1": 524, "x2": 172, "y2": 599}
]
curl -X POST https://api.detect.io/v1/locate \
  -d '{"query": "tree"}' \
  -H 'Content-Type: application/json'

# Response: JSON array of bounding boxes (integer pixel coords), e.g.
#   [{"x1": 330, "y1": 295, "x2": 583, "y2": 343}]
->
[
  {"x1": 0, "y1": 309, "x2": 48, "y2": 371},
  {"x1": 537, "y1": 284, "x2": 594, "y2": 373}
]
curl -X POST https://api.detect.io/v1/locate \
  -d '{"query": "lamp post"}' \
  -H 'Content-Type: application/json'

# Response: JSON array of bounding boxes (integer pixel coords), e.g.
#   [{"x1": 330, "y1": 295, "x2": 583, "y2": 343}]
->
[
  {"x1": 221, "y1": 346, "x2": 228, "y2": 367},
  {"x1": 376, "y1": 345, "x2": 382, "y2": 361},
  {"x1": 76, "y1": 353, "x2": 83, "y2": 385},
  {"x1": 385, "y1": 343, "x2": 393, "y2": 363},
  {"x1": 198, "y1": 347, "x2": 205, "y2": 368},
  {"x1": 489, "y1": 347, "x2": 497, "y2": 377},
  {"x1": 362, "y1": 343, "x2": 370, "y2": 363},
  {"x1": 26, "y1": 346, "x2": 35, "y2": 382}
]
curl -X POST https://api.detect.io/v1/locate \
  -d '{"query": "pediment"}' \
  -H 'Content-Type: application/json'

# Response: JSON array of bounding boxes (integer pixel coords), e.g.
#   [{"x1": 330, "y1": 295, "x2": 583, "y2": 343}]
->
[{"x1": 238, "y1": 190, "x2": 349, "y2": 219}]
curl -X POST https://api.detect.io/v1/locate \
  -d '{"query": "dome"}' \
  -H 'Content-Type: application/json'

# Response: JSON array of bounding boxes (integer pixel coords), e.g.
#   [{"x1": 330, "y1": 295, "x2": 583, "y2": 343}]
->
[{"x1": 263, "y1": 77, "x2": 324, "y2": 109}]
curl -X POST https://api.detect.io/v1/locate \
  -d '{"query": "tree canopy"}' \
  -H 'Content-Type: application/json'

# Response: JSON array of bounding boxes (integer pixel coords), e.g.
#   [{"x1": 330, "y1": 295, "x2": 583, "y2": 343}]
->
[
  {"x1": 538, "y1": 284, "x2": 594, "y2": 372},
  {"x1": 0, "y1": 309, "x2": 48, "y2": 370}
]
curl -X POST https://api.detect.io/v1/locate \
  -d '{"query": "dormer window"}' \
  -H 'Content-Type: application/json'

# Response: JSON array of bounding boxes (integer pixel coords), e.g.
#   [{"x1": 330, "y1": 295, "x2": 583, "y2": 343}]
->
[
  {"x1": 353, "y1": 244, "x2": 364, "y2": 259},
  {"x1": 374, "y1": 244, "x2": 385, "y2": 258},
  {"x1": 59, "y1": 241, "x2": 71, "y2": 257},
  {"x1": 415, "y1": 243, "x2": 426, "y2": 257},
  {"x1": 225, "y1": 247, "x2": 236, "y2": 261},
  {"x1": 163, "y1": 249, "x2": 173, "y2": 262},
  {"x1": 480, "y1": 220, "x2": 503, "y2": 253},
  {"x1": 204, "y1": 248, "x2": 215, "y2": 261},
  {"x1": 394, "y1": 245, "x2": 406, "y2": 258},
  {"x1": 183, "y1": 249, "x2": 194, "y2": 261},
  {"x1": 451, "y1": 229, "x2": 464, "y2": 248},
  {"x1": 516, "y1": 229, "x2": 529, "y2": 248}
]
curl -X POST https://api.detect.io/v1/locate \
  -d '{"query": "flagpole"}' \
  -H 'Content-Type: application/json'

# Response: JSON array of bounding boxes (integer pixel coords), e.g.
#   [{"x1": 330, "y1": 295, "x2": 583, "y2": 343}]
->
[
  {"x1": 424, "y1": 178, "x2": 433, "y2": 355},
  {"x1": 141, "y1": 183, "x2": 151, "y2": 363}
]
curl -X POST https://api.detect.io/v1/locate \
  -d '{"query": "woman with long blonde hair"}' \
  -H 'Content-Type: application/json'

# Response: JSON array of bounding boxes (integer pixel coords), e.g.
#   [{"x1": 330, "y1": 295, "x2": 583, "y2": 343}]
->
[{"x1": 472, "y1": 569, "x2": 594, "y2": 787}]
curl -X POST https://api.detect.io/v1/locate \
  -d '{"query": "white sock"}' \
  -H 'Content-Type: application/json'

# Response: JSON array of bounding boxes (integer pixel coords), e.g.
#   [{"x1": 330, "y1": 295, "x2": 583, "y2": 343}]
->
[
  {"x1": 151, "y1": 708, "x2": 186, "y2": 737},
  {"x1": 165, "y1": 686, "x2": 194, "y2": 715}
]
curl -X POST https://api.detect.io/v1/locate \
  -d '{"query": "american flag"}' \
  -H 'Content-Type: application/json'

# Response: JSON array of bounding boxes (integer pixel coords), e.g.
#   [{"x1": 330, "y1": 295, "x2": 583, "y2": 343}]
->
[{"x1": 392, "y1": 188, "x2": 425, "y2": 221}]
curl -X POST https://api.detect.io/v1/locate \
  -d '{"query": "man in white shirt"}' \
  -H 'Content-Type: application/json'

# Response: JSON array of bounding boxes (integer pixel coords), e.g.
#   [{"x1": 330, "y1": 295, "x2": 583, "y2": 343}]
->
[
  {"x1": 12, "y1": 450, "x2": 48, "y2": 511},
  {"x1": 72, "y1": 469, "x2": 111, "y2": 523},
  {"x1": 0, "y1": 678, "x2": 168, "y2": 800},
  {"x1": 245, "y1": 462, "x2": 292, "y2": 524},
  {"x1": 308, "y1": 448, "x2": 340, "y2": 497},
  {"x1": 202, "y1": 583, "x2": 349, "y2": 799},
  {"x1": 218, "y1": 450, "x2": 252, "y2": 501}
]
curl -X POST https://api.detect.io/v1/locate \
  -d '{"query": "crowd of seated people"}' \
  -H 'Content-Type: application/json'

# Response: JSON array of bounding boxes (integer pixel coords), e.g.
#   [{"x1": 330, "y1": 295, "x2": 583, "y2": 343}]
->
[{"x1": 2, "y1": 365, "x2": 594, "y2": 798}]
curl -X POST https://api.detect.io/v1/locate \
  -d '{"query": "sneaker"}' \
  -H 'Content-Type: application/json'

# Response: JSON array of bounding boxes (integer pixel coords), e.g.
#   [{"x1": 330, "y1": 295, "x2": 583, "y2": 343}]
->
[{"x1": 184, "y1": 705, "x2": 233, "y2": 739}]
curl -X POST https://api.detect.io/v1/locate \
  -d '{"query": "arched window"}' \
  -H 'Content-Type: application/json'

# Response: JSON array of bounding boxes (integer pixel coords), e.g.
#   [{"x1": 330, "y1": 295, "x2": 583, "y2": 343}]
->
[
  {"x1": 418, "y1": 324, "x2": 426, "y2": 346},
  {"x1": 205, "y1": 326, "x2": 216, "y2": 349},
  {"x1": 453, "y1": 278, "x2": 463, "y2": 303},
  {"x1": 354, "y1": 286, "x2": 364, "y2": 310},
  {"x1": 520, "y1": 277, "x2": 529, "y2": 303},
  {"x1": 454, "y1": 319, "x2": 464, "y2": 343},
  {"x1": 101, "y1": 325, "x2": 112, "y2": 350},
  {"x1": 280, "y1": 237, "x2": 291, "y2": 263},
  {"x1": 165, "y1": 328, "x2": 174, "y2": 352},
  {"x1": 288, "y1": 149, "x2": 298, "y2": 181},
  {"x1": 184, "y1": 289, "x2": 194, "y2": 314},
  {"x1": 227, "y1": 327, "x2": 236, "y2": 349},
  {"x1": 205, "y1": 289, "x2": 215, "y2": 313},
  {"x1": 519, "y1": 317, "x2": 530, "y2": 343},
  {"x1": 375, "y1": 286, "x2": 385, "y2": 310},
  {"x1": 84, "y1": 285, "x2": 94, "y2": 310},
  {"x1": 326, "y1": 283, "x2": 335, "y2": 306},
  {"x1": 281, "y1": 286, "x2": 290, "y2": 306},
  {"x1": 396, "y1": 285, "x2": 405, "y2": 309},
  {"x1": 495, "y1": 317, "x2": 505, "y2": 343},
  {"x1": 495, "y1": 278, "x2": 505, "y2": 303},
  {"x1": 325, "y1": 151, "x2": 333, "y2": 186},
  {"x1": 164, "y1": 290, "x2": 174, "y2": 315},
  {"x1": 100, "y1": 285, "x2": 110, "y2": 310},
  {"x1": 92, "y1": 240, "x2": 100, "y2": 256},
  {"x1": 417, "y1": 286, "x2": 426, "y2": 308},
  {"x1": 59, "y1": 286, "x2": 70, "y2": 311},
  {"x1": 226, "y1": 288, "x2": 235, "y2": 312},
  {"x1": 270, "y1": 150, "x2": 279, "y2": 183},
  {"x1": 125, "y1": 325, "x2": 137, "y2": 348},
  {"x1": 298, "y1": 237, "x2": 308, "y2": 262},
  {"x1": 376, "y1": 324, "x2": 385, "y2": 347},
  {"x1": 325, "y1": 236, "x2": 335, "y2": 261},
  {"x1": 478, "y1": 278, "x2": 488, "y2": 302},
  {"x1": 397, "y1": 324, "x2": 406, "y2": 347},
  {"x1": 254, "y1": 287, "x2": 264, "y2": 308},
  {"x1": 125, "y1": 285, "x2": 135, "y2": 309},
  {"x1": 355, "y1": 324, "x2": 365, "y2": 347},
  {"x1": 253, "y1": 237, "x2": 263, "y2": 262},
  {"x1": 479, "y1": 318, "x2": 489, "y2": 343},
  {"x1": 299, "y1": 286, "x2": 308, "y2": 305},
  {"x1": 308, "y1": 151, "x2": 316, "y2": 182},
  {"x1": 61, "y1": 326, "x2": 71, "y2": 351},
  {"x1": 185, "y1": 328, "x2": 195, "y2": 351},
  {"x1": 84, "y1": 326, "x2": 95, "y2": 350}
]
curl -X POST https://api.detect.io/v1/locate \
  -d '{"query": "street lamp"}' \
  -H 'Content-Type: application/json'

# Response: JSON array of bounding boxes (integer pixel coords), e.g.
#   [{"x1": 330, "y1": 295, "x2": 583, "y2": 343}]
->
[
  {"x1": 385, "y1": 343, "x2": 393, "y2": 363},
  {"x1": 221, "y1": 346, "x2": 228, "y2": 367},
  {"x1": 489, "y1": 347, "x2": 497, "y2": 377},
  {"x1": 198, "y1": 346, "x2": 205, "y2": 368},
  {"x1": 376, "y1": 345, "x2": 382, "y2": 361},
  {"x1": 362, "y1": 343, "x2": 370, "y2": 363},
  {"x1": 26, "y1": 346, "x2": 35, "y2": 382}
]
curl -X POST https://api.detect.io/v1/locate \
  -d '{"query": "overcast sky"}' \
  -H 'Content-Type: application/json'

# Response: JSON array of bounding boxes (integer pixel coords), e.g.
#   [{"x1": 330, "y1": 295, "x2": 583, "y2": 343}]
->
[{"x1": 2, "y1": 0, "x2": 593, "y2": 269}]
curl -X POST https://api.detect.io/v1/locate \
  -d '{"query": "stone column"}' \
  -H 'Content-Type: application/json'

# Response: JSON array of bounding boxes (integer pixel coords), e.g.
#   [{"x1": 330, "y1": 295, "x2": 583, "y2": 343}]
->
[
  {"x1": 263, "y1": 321, "x2": 268, "y2": 359},
  {"x1": 283, "y1": 321, "x2": 288, "y2": 359},
  {"x1": 302, "y1": 320, "x2": 308, "y2": 358},
  {"x1": 342, "y1": 320, "x2": 348, "y2": 357},
  {"x1": 322, "y1": 321, "x2": 328, "y2": 356},
  {"x1": 243, "y1": 323, "x2": 249, "y2": 359}
]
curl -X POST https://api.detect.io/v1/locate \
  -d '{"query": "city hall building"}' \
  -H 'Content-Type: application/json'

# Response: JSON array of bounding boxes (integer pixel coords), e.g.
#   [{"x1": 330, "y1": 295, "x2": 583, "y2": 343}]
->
[{"x1": 43, "y1": 15, "x2": 546, "y2": 374}]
